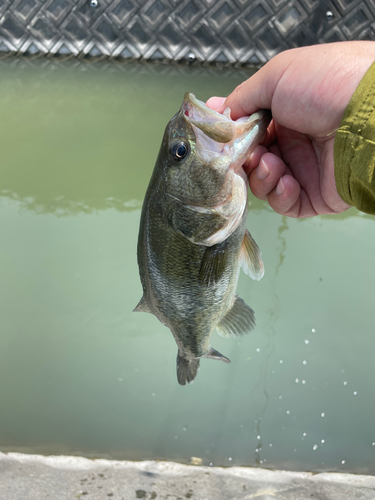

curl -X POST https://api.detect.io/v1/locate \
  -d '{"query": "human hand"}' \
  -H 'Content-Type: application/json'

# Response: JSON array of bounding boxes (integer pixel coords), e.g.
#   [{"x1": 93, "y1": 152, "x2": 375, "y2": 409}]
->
[{"x1": 207, "y1": 42, "x2": 375, "y2": 217}]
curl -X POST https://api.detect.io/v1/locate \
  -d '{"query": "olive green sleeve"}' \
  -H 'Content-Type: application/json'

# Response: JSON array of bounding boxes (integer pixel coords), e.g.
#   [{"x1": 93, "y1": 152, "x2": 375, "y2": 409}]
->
[{"x1": 334, "y1": 61, "x2": 375, "y2": 215}]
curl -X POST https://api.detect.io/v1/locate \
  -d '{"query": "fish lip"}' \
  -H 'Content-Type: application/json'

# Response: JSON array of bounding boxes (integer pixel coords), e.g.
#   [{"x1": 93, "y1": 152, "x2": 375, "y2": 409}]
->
[
  {"x1": 182, "y1": 92, "x2": 271, "y2": 135},
  {"x1": 180, "y1": 92, "x2": 271, "y2": 170},
  {"x1": 182, "y1": 92, "x2": 230, "y2": 124}
]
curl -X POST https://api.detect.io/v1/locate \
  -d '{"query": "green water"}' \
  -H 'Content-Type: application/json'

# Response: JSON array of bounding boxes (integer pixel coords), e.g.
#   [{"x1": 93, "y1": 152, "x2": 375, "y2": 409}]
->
[{"x1": 0, "y1": 59, "x2": 374, "y2": 474}]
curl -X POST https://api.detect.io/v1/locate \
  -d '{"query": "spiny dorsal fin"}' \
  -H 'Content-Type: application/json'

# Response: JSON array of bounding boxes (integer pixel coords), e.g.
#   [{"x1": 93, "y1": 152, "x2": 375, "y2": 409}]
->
[
  {"x1": 133, "y1": 296, "x2": 152, "y2": 314},
  {"x1": 216, "y1": 296, "x2": 255, "y2": 338},
  {"x1": 240, "y1": 229, "x2": 264, "y2": 281}
]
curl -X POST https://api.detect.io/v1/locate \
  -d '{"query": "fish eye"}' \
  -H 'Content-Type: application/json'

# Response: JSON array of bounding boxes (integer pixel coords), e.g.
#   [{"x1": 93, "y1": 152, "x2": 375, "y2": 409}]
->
[{"x1": 171, "y1": 141, "x2": 189, "y2": 161}]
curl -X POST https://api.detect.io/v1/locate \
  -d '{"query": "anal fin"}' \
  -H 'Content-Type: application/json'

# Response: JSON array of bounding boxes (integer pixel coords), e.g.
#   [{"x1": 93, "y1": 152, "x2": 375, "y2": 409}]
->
[
  {"x1": 240, "y1": 229, "x2": 264, "y2": 281},
  {"x1": 216, "y1": 295, "x2": 255, "y2": 338},
  {"x1": 177, "y1": 353, "x2": 200, "y2": 385}
]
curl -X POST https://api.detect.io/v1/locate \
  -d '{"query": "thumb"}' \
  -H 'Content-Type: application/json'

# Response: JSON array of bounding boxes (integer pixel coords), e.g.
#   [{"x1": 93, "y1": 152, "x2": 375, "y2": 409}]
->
[{"x1": 209, "y1": 52, "x2": 288, "y2": 120}]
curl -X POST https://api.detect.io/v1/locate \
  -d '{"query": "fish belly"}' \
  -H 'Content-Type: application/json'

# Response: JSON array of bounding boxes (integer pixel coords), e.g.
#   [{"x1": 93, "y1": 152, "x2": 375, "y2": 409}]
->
[{"x1": 139, "y1": 202, "x2": 244, "y2": 357}]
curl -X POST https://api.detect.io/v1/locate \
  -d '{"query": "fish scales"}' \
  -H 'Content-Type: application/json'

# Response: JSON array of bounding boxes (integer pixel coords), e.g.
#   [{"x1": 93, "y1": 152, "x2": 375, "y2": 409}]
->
[
  {"x1": 136, "y1": 92, "x2": 271, "y2": 385},
  {"x1": 142, "y1": 192, "x2": 238, "y2": 354}
]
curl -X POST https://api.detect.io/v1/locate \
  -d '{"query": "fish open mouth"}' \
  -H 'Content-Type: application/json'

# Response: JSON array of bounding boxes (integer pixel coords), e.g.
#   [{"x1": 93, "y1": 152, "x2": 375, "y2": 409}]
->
[
  {"x1": 183, "y1": 92, "x2": 237, "y2": 144},
  {"x1": 182, "y1": 92, "x2": 271, "y2": 171}
]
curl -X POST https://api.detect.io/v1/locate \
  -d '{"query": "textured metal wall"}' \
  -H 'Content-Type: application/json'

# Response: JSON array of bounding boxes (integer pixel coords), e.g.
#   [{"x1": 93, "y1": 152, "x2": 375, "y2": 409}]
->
[{"x1": 0, "y1": 0, "x2": 374, "y2": 65}]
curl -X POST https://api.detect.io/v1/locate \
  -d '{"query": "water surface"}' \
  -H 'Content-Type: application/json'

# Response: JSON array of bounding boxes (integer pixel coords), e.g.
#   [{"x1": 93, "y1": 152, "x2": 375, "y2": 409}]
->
[{"x1": 0, "y1": 59, "x2": 374, "y2": 474}]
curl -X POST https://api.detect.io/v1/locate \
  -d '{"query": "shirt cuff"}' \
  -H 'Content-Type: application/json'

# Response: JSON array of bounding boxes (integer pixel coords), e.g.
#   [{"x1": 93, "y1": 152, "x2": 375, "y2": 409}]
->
[{"x1": 334, "y1": 60, "x2": 375, "y2": 215}]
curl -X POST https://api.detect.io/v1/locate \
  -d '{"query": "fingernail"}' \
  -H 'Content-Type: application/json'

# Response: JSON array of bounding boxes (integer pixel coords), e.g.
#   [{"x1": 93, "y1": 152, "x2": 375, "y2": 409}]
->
[
  {"x1": 275, "y1": 178, "x2": 285, "y2": 196},
  {"x1": 206, "y1": 96, "x2": 226, "y2": 110},
  {"x1": 256, "y1": 161, "x2": 270, "y2": 180}
]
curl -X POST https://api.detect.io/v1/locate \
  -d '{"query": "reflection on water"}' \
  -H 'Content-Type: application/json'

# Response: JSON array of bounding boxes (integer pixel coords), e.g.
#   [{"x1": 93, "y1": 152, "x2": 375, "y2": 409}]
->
[
  {"x1": 252, "y1": 216, "x2": 287, "y2": 465},
  {"x1": 275, "y1": 216, "x2": 288, "y2": 274},
  {"x1": 0, "y1": 59, "x2": 254, "y2": 215},
  {"x1": 0, "y1": 59, "x2": 375, "y2": 474}
]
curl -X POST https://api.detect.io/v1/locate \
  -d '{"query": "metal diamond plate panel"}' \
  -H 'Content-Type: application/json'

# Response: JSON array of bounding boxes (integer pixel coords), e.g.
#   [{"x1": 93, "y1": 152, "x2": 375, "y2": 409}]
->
[{"x1": 0, "y1": 0, "x2": 374, "y2": 65}]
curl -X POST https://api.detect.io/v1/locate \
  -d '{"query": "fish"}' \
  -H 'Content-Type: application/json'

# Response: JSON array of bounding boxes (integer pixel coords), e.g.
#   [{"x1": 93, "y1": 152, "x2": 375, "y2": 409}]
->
[{"x1": 135, "y1": 92, "x2": 271, "y2": 385}]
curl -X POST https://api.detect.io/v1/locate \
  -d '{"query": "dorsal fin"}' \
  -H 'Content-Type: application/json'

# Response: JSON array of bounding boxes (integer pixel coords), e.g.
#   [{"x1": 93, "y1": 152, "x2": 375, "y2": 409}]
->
[
  {"x1": 240, "y1": 229, "x2": 264, "y2": 281},
  {"x1": 133, "y1": 296, "x2": 152, "y2": 314},
  {"x1": 216, "y1": 296, "x2": 255, "y2": 338}
]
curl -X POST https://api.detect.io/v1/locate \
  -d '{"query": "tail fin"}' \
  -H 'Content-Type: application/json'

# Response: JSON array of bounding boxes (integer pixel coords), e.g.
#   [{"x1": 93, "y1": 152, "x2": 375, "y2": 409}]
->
[{"x1": 176, "y1": 354, "x2": 200, "y2": 385}]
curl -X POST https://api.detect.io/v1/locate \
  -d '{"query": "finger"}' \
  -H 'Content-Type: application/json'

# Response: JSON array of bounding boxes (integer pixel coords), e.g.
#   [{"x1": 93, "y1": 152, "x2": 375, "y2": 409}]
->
[
  {"x1": 266, "y1": 119, "x2": 276, "y2": 145},
  {"x1": 267, "y1": 175, "x2": 303, "y2": 217},
  {"x1": 243, "y1": 145, "x2": 268, "y2": 175},
  {"x1": 255, "y1": 149, "x2": 318, "y2": 217},
  {"x1": 248, "y1": 153, "x2": 288, "y2": 201},
  {"x1": 267, "y1": 181, "x2": 322, "y2": 218},
  {"x1": 206, "y1": 96, "x2": 226, "y2": 110},
  {"x1": 275, "y1": 125, "x2": 334, "y2": 214},
  {"x1": 213, "y1": 54, "x2": 289, "y2": 119},
  {"x1": 269, "y1": 142, "x2": 282, "y2": 158}
]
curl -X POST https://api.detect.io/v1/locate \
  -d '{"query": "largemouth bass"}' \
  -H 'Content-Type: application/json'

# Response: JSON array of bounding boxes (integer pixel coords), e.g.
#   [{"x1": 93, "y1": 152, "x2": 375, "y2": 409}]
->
[{"x1": 135, "y1": 92, "x2": 271, "y2": 385}]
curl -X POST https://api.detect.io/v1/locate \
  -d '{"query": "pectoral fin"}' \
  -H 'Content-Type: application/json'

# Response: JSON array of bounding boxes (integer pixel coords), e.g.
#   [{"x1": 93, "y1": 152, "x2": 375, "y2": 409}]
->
[
  {"x1": 216, "y1": 295, "x2": 255, "y2": 338},
  {"x1": 240, "y1": 229, "x2": 264, "y2": 281},
  {"x1": 199, "y1": 241, "x2": 228, "y2": 286}
]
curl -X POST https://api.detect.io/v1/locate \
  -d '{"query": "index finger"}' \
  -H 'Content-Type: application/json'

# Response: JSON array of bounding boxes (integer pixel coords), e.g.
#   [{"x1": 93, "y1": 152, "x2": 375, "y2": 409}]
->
[{"x1": 213, "y1": 52, "x2": 288, "y2": 120}]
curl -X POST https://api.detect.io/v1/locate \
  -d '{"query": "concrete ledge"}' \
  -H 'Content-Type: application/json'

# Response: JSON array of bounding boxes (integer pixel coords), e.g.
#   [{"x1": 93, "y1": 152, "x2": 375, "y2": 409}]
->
[{"x1": 1, "y1": 452, "x2": 375, "y2": 500}]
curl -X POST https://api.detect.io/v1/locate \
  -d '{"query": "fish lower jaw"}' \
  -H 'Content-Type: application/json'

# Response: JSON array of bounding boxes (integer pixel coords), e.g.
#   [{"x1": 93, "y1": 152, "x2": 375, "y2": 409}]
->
[{"x1": 223, "y1": 143, "x2": 231, "y2": 155}]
